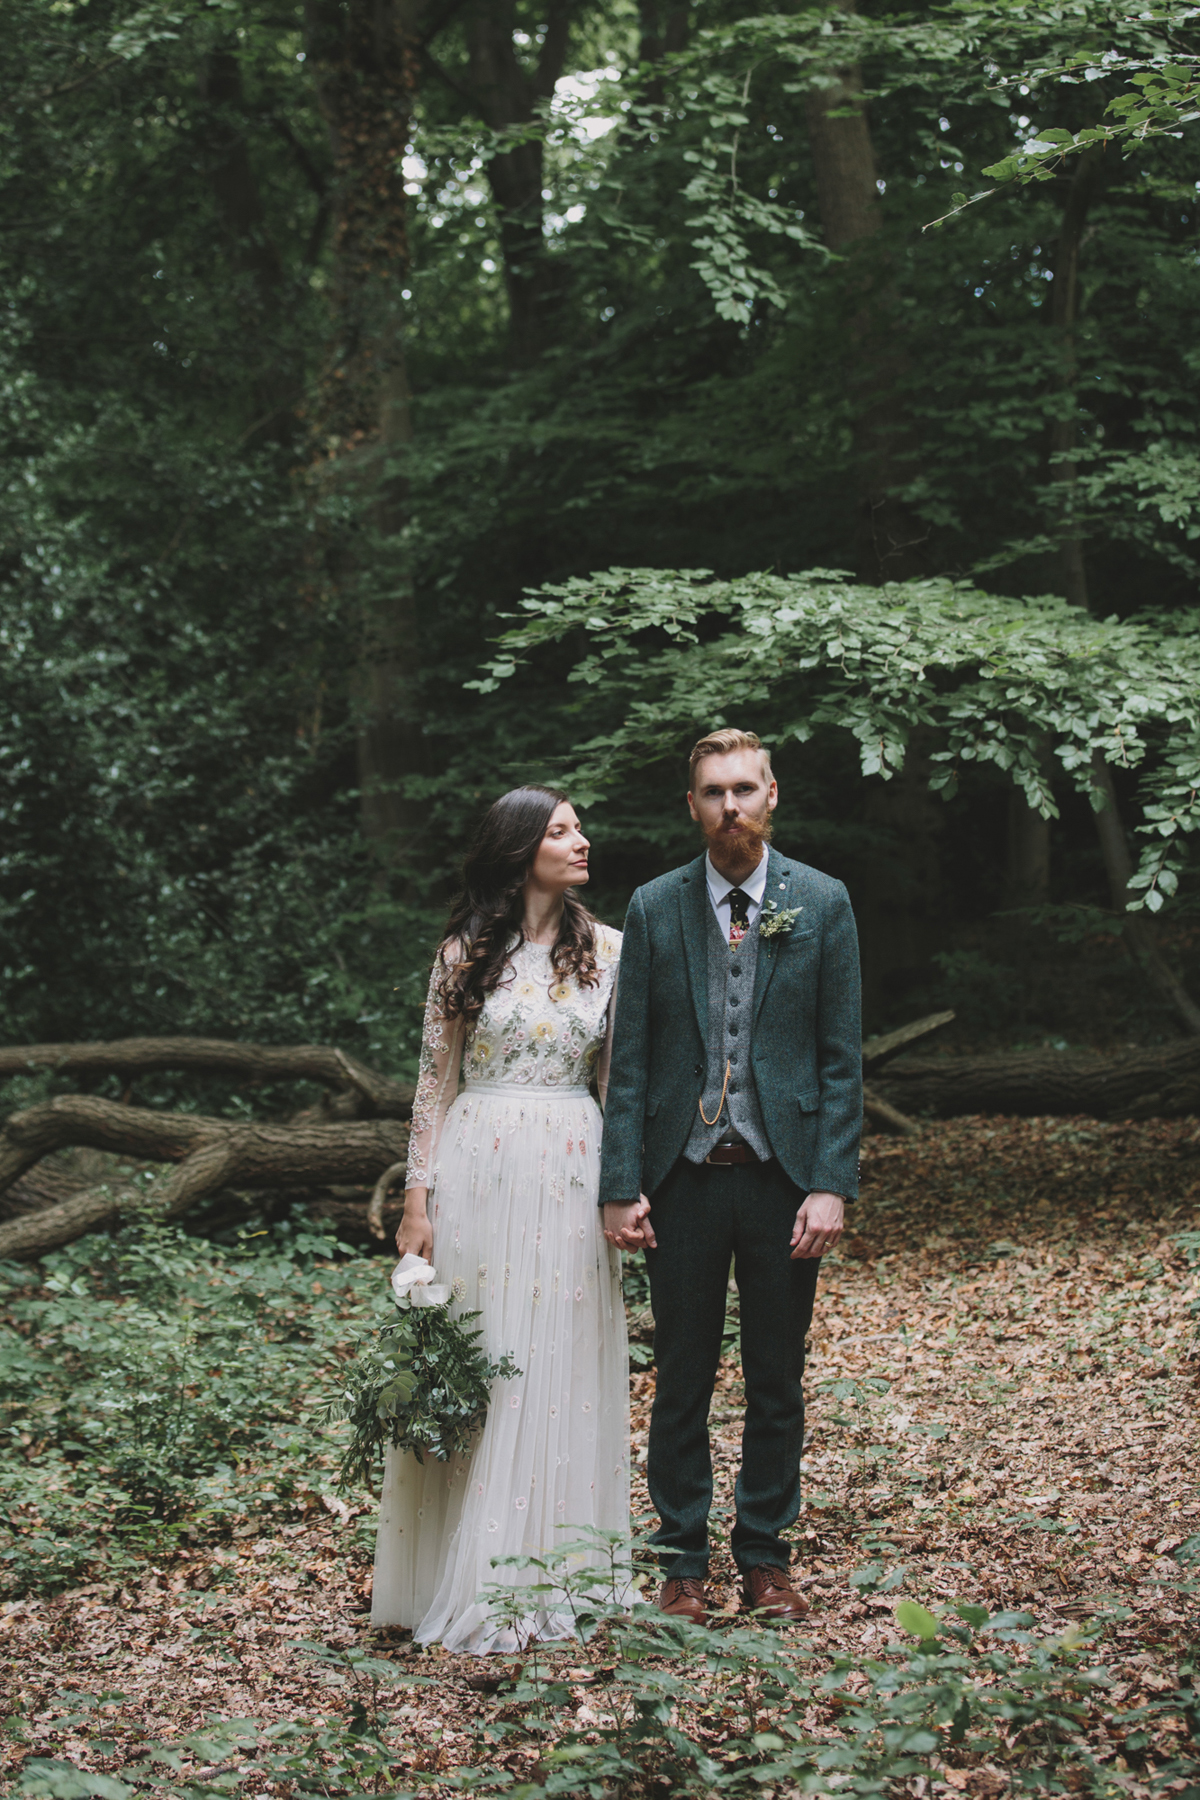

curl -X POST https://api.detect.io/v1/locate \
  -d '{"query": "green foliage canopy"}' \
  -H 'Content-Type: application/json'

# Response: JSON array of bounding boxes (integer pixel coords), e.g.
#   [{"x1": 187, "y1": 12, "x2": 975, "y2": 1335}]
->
[
  {"x1": 473, "y1": 568, "x2": 1200, "y2": 911},
  {"x1": 4, "y1": 0, "x2": 1200, "y2": 1048}
]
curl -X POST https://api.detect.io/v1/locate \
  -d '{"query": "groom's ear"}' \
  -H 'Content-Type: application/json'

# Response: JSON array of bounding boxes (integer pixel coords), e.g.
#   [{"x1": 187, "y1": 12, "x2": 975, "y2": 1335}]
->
[{"x1": 686, "y1": 789, "x2": 701, "y2": 823}]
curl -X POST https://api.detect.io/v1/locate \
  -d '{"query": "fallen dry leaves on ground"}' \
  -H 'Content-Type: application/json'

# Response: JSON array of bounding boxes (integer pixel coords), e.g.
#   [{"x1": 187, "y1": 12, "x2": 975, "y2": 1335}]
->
[{"x1": 2, "y1": 1114, "x2": 1198, "y2": 1797}]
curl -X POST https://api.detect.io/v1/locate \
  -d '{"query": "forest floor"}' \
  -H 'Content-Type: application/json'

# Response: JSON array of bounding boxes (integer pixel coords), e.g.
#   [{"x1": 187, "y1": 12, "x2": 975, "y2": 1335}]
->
[{"x1": 3, "y1": 1115, "x2": 1198, "y2": 1797}]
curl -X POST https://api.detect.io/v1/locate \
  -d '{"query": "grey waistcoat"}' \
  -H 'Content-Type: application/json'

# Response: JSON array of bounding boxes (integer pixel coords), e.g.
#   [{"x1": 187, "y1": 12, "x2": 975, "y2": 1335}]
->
[{"x1": 684, "y1": 896, "x2": 773, "y2": 1163}]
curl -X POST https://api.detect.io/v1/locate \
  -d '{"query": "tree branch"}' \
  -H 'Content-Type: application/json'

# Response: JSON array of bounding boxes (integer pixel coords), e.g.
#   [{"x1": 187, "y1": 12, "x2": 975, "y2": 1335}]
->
[
  {"x1": 861, "y1": 1010, "x2": 956, "y2": 1075},
  {"x1": 270, "y1": 114, "x2": 329, "y2": 197},
  {"x1": 25, "y1": 55, "x2": 126, "y2": 108},
  {"x1": 0, "y1": 1038, "x2": 412, "y2": 1117},
  {"x1": 0, "y1": 1099, "x2": 410, "y2": 1260},
  {"x1": 367, "y1": 1159, "x2": 407, "y2": 1239}
]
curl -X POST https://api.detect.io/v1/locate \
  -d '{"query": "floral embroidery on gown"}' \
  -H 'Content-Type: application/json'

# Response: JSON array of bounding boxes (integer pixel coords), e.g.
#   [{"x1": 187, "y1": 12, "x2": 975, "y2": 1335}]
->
[{"x1": 370, "y1": 928, "x2": 629, "y2": 1655}]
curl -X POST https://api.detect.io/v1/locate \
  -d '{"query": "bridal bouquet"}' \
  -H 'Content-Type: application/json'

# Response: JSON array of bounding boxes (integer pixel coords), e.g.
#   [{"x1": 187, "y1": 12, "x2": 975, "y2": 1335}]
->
[{"x1": 324, "y1": 1256, "x2": 519, "y2": 1487}]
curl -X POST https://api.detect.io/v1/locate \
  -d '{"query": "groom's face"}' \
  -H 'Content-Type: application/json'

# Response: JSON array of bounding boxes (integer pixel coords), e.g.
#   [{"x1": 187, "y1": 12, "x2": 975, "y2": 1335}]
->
[{"x1": 687, "y1": 749, "x2": 778, "y2": 867}]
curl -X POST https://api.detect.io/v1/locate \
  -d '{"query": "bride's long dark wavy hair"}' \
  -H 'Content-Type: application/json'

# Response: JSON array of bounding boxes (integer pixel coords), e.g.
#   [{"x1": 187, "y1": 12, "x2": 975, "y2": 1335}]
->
[{"x1": 438, "y1": 786, "x2": 601, "y2": 1023}]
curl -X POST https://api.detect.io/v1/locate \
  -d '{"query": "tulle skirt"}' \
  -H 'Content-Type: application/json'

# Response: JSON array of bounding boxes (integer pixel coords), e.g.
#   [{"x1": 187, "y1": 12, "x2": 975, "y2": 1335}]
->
[{"x1": 370, "y1": 1082, "x2": 630, "y2": 1654}]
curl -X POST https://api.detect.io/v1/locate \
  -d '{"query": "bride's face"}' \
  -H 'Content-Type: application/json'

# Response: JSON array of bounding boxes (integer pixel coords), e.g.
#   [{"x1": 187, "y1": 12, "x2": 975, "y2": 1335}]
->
[{"x1": 530, "y1": 801, "x2": 590, "y2": 892}]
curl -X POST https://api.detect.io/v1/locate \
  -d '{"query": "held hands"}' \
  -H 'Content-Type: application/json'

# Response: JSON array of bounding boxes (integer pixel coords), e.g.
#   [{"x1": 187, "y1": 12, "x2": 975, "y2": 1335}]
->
[
  {"x1": 790, "y1": 1190, "x2": 844, "y2": 1260},
  {"x1": 603, "y1": 1196, "x2": 657, "y2": 1252},
  {"x1": 604, "y1": 1191, "x2": 842, "y2": 1257},
  {"x1": 395, "y1": 1188, "x2": 434, "y2": 1261}
]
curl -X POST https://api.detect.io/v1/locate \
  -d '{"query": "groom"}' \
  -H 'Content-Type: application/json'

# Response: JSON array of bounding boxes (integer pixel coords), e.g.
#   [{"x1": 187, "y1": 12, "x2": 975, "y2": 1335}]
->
[{"x1": 600, "y1": 728, "x2": 862, "y2": 1625}]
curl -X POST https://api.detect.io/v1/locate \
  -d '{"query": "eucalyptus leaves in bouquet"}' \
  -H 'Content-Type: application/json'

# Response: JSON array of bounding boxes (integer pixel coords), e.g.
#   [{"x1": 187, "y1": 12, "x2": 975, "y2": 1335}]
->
[{"x1": 324, "y1": 1265, "x2": 519, "y2": 1489}]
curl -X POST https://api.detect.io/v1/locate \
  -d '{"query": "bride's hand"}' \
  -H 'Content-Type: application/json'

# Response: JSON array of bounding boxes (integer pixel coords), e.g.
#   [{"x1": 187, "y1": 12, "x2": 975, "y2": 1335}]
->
[
  {"x1": 603, "y1": 1197, "x2": 656, "y2": 1251},
  {"x1": 395, "y1": 1190, "x2": 434, "y2": 1260}
]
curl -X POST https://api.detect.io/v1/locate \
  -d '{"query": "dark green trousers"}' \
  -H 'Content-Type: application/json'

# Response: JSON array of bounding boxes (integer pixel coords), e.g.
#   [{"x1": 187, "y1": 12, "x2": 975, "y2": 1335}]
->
[{"x1": 643, "y1": 1157, "x2": 821, "y2": 1579}]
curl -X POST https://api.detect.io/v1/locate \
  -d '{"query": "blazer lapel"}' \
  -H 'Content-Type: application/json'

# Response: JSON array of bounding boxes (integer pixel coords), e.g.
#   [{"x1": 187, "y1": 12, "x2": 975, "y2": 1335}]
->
[
  {"x1": 678, "y1": 853, "x2": 710, "y2": 1042},
  {"x1": 753, "y1": 848, "x2": 794, "y2": 1024}
]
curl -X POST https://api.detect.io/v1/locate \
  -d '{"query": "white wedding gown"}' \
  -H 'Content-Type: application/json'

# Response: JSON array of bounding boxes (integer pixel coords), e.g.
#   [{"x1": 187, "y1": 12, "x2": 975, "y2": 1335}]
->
[{"x1": 370, "y1": 929, "x2": 630, "y2": 1654}]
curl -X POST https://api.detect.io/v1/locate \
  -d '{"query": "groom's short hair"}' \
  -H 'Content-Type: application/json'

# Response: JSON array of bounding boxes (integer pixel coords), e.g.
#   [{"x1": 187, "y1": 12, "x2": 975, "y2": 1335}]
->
[{"x1": 688, "y1": 728, "x2": 773, "y2": 790}]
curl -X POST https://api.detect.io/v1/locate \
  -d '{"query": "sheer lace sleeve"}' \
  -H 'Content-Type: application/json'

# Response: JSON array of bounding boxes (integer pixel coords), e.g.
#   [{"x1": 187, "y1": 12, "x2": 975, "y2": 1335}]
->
[
  {"x1": 595, "y1": 928, "x2": 622, "y2": 1111},
  {"x1": 405, "y1": 952, "x2": 466, "y2": 1190}
]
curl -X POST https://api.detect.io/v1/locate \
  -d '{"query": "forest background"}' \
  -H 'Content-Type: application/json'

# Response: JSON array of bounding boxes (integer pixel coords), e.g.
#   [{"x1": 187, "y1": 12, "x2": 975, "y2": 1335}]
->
[
  {"x1": 6, "y1": 0, "x2": 1200, "y2": 1085},
  {"x1": 3, "y1": 10, "x2": 1200, "y2": 1797}
]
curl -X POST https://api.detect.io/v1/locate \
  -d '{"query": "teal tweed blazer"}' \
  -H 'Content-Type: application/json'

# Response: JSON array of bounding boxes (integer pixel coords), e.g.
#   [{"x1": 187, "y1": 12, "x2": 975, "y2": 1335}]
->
[{"x1": 598, "y1": 847, "x2": 863, "y2": 1205}]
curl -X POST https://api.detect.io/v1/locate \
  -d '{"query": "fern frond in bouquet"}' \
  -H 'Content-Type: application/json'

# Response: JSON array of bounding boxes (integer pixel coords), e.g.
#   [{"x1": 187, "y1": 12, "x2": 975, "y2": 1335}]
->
[{"x1": 323, "y1": 1302, "x2": 520, "y2": 1490}]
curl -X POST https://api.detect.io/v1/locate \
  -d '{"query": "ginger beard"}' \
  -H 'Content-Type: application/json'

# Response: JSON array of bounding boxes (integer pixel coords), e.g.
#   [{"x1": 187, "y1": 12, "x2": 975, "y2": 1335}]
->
[{"x1": 703, "y1": 800, "x2": 773, "y2": 882}]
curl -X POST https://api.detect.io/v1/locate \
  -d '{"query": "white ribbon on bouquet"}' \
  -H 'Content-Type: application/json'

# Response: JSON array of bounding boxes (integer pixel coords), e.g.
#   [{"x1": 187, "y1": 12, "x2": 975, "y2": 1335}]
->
[{"x1": 390, "y1": 1252, "x2": 451, "y2": 1308}]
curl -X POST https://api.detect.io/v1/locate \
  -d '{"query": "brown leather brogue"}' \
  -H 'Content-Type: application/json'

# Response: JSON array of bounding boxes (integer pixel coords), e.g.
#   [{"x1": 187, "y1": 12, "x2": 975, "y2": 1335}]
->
[
  {"x1": 657, "y1": 1576, "x2": 710, "y2": 1625},
  {"x1": 741, "y1": 1564, "x2": 810, "y2": 1623}
]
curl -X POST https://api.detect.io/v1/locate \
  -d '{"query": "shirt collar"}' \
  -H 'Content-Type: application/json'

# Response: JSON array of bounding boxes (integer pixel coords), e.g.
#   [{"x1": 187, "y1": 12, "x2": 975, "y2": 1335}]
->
[{"x1": 705, "y1": 849, "x2": 769, "y2": 907}]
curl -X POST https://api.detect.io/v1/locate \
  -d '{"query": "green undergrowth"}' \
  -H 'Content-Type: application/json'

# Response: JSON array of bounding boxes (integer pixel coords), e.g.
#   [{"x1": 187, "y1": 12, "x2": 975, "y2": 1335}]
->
[
  {"x1": 0, "y1": 1217, "x2": 386, "y2": 1596},
  {"x1": 8, "y1": 1530, "x2": 1199, "y2": 1799},
  {"x1": 0, "y1": 1221, "x2": 665, "y2": 1598}
]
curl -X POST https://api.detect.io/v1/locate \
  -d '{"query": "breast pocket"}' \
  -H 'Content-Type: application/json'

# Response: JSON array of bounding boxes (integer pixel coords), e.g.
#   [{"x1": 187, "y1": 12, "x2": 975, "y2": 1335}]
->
[{"x1": 770, "y1": 927, "x2": 816, "y2": 965}]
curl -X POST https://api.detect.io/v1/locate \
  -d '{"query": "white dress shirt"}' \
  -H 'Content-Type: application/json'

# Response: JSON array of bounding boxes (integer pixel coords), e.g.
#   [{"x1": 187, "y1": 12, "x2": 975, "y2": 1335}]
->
[{"x1": 705, "y1": 850, "x2": 769, "y2": 938}]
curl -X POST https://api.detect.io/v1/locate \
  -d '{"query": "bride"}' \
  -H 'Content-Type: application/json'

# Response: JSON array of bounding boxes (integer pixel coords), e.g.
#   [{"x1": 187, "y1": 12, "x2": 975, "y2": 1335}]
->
[{"x1": 370, "y1": 786, "x2": 630, "y2": 1653}]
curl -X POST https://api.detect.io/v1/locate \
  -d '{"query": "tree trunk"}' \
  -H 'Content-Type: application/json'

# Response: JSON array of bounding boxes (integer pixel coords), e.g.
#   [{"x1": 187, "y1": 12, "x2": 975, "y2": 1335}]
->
[
  {"x1": 856, "y1": 736, "x2": 946, "y2": 1025},
  {"x1": 1088, "y1": 755, "x2": 1200, "y2": 1032},
  {"x1": 803, "y1": 57, "x2": 879, "y2": 255},
  {"x1": 305, "y1": 0, "x2": 427, "y2": 868},
  {"x1": 876, "y1": 1040, "x2": 1200, "y2": 1121},
  {"x1": 1047, "y1": 151, "x2": 1200, "y2": 1035},
  {"x1": 1048, "y1": 147, "x2": 1103, "y2": 613},
  {"x1": 802, "y1": 1, "x2": 924, "y2": 581},
  {"x1": 638, "y1": 0, "x2": 689, "y2": 102},
  {"x1": 196, "y1": 46, "x2": 296, "y2": 433},
  {"x1": 0, "y1": 1036, "x2": 412, "y2": 1115},
  {"x1": 1006, "y1": 789, "x2": 1050, "y2": 909},
  {"x1": 463, "y1": 0, "x2": 576, "y2": 365}
]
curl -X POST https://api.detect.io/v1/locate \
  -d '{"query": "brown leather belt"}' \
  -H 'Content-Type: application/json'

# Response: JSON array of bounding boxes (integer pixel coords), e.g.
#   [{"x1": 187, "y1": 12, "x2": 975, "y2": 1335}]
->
[{"x1": 705, "y1": 1143, "x2": 759, "y2": 1165}]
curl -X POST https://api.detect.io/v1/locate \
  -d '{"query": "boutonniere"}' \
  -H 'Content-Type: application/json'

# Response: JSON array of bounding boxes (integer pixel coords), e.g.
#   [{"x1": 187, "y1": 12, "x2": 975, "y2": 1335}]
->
[{"x1": 758, "y1": 899, "x2": 803, "y2": 951}]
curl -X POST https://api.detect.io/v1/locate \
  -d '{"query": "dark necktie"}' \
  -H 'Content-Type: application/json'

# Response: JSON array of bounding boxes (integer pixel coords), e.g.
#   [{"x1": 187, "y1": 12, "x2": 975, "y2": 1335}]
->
[{"x1": 727, "y1": 887, "x2": 750, "y2": 949}]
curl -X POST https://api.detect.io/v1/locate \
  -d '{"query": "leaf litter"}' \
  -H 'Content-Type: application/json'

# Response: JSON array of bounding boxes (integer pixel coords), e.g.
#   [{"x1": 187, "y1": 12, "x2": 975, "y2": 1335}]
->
[{"x1": 2, "y1": 1113, "x2": 1197, "y2": 1796}]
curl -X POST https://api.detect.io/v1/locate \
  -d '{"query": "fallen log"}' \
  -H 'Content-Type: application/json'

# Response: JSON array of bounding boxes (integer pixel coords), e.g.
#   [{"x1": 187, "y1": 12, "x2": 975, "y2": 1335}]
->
[
  {"x1": 0, "y1": 1037, "x2": 412, "y2": 1117},
  {"x1": 875, "y1": 1039, "x2": 1200, "y2": 1120},
  {"x1": 0, "y1": 1095, "x2": 409, "y2": 1261},
  {"x1": 0, "y1": 1095, "x2": 215, "y2": 1194},
  {"x1": 859, "y1": 1012, "x2": 957, "y2": 1136},
  {"x1": 0, "y1": 1009, "x2": 949, "y2": 1265},
  {"x1": 862, "y1": 1083, "x2": 920, "y2": 1137},
  {"x1": 862, "y1": 1011, "x2": 956, "y2": 1075}
]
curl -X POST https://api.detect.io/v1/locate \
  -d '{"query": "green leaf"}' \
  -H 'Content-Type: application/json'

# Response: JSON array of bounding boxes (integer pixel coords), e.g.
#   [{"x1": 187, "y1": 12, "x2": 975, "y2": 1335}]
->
[
  {"x1": 895, "y1": 1600, "x2": 940, "y2": 1641},
  {"x1": 15, "y1": 1763, "x2": 132, "y2": 1799},
  {"x1": 952, "y1": 1602, "x2": 990, "y2": 1629}
]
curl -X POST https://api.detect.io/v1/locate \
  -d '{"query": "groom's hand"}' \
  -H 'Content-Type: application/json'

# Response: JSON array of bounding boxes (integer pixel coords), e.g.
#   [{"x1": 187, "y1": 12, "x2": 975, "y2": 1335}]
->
[
  {"x1": 603, "y1": 1197, "x2": 657, "y2": 1251},
  {"x1": 790, "y1": 1190, "x2": 844, "y2": 1259}
]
